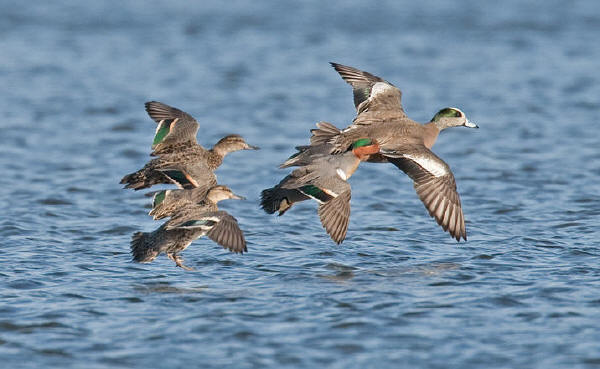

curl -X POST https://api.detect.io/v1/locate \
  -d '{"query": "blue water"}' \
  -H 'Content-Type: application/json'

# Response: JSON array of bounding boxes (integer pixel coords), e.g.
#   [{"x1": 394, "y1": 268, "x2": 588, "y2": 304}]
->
[{"x1": 1, "y1": 1, "x2": 600, "y2": 368}]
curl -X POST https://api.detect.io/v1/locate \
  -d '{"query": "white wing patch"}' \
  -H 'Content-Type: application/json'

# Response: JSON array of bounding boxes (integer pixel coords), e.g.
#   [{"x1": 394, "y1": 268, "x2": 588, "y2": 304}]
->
[
  {"x1": 369, "y1": 82, "x2": 394, "y2": 99},
  {"x1": 336, "y1": 168, "x2": 348, "y2": 181},
  {"x1": 403, "y1": 154, "x2": 448, "y2": 177},
  {"x1": 322, "y1": 188, "x2": 339, "y2": 197}
]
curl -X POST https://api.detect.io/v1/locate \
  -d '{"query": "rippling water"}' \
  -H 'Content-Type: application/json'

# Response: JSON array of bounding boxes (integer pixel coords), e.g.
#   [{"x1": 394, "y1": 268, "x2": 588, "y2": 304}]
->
[{"x1": 2, "y1": 1, "x2": 600, "y2": 368}]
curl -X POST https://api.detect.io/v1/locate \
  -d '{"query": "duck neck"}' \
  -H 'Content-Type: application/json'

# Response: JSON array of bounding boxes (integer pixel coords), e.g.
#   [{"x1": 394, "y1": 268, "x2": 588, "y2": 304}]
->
[
  {"x1": 423, "y1": 122, "x2": 440, "y2": 149},
  {"x1": 210, "y1": 143, "x2": 229, "y2": 157},
  {"x1": 336, "y1": 152, "x2": 361, "y2": 180},
  {"x1": 202, "y1": 195, "x2": 221, "y2": 209},
  {"x1": 207, "y1": 148, "x2": 225, "y2": 169}
]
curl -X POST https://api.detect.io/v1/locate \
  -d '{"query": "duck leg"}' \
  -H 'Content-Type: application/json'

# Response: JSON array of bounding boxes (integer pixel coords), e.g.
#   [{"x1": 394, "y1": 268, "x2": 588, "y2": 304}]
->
[{"x1": 167, "y1": 253, "x2": 194, "y2": 271}]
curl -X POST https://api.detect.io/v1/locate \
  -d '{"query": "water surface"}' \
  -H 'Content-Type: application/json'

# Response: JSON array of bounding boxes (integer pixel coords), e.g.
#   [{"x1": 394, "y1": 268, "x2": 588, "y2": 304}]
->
[{"x1": 1, "y1": 1, "x2": 600, "y2": 368}]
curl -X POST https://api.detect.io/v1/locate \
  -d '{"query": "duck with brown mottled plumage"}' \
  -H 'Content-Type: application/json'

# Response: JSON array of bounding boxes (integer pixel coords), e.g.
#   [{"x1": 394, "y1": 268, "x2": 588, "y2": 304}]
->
[
  {"x1": 131, "y1": 185, "x2": 246, "y2": 270},
  {"x1": 120, "y1": 101, "x2": 258, "y2": 191}
]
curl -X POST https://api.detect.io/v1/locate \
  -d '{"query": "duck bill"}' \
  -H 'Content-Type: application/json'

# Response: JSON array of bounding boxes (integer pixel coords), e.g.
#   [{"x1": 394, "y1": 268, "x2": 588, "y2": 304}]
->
[
  {"x1": 245, "y1": 144, "x2": 260, "y2": 150},
  {"x1": 465, "y1": 120, "x2": 479, "y2": 128},
  {"x1": 231, "y1": 193, "x2": 246, "y2": 200}
]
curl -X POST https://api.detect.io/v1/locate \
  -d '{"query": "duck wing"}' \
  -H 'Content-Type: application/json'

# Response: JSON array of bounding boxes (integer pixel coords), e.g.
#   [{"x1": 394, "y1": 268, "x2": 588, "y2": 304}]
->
[
  {"x1": 159, "y1": 162, "x2": 217, "y2": 190},
  {"x1": 330, "y1": 63, "x2": 406, "y2": 117},
  {"x1": 382, "y1": 145, "x2": 467, "y2": 241},
  {"x1": 317, "y1": 189, "x2": 351, "y2": 244},
  {"x1": 145, "y1": 101, "x2": 199, "y2": 152},
  {"x1": 204, "y1": 211, "x2": 247, "y2": 253},
  {"x1": 149, "y1": 185, "x2": 212, "y2": 220},
  {"x1": 167, "y1": 210, "x2": 246, "y2": 253}
]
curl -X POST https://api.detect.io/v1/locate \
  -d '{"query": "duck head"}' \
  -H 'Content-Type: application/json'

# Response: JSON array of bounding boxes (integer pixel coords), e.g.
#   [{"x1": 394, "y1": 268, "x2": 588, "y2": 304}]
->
[
  {"x1": 431, "y1": 107, "x2": 478, "y2": 130},
  {"x1": 206, "y1": 185, "x2": 246, "y2": 203},
  {"x1": 212, "y1": 134, "x2": 260, "y2": 156},
  {"x1": 350, "y1": 138, "x2": 380, "y2": 160}
]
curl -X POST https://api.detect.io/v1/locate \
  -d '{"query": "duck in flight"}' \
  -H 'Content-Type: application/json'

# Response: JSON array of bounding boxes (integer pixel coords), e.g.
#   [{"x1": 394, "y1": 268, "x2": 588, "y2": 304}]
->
[{"x1": 308, "y1": 63, "x2": 478, "y2": 241}]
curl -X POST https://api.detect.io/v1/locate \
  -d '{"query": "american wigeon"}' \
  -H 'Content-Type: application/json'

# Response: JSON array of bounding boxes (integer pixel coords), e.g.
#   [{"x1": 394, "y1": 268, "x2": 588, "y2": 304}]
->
[
  {"x1": 120, "y1": 101, "x2": 259, "y2": 191},
  {"x1": 131, "y1": 185, "x2": 247, "y2": 270},
  {"x1": 261, "y1": 137, "x2": 380, "y2": 244},
  {"x1": 309, "y1": 63, "x2": 478, "y2": 241}
]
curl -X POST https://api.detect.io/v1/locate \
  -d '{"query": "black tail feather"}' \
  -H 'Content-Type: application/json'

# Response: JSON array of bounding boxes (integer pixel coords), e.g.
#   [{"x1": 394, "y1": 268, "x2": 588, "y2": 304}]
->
[{"x1": 260, "y1": 188, "x2": 281, "y2": 214}]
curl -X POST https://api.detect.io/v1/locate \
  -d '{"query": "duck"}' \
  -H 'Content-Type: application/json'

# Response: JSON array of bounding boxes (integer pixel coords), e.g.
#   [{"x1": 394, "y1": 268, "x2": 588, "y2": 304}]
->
[
  {"x1": 309, "y1": 63, "x2": 479, "y2": 241},
  {"x1": 148, "y1": 183, "x2": 213, "y2": 220},
  {"x1": 130, "y1": 185, "x2": 246, "y2": 270},
  {"x1": 261, "y1": 138, "x2": 380, "y2": 244},
  {"x1": 120, "y1": 101, "x2": 258, "y2": 191}
]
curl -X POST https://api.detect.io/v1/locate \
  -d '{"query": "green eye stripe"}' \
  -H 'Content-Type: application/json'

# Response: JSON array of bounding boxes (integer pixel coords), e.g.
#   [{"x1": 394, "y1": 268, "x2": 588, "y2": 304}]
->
[
  {"x1": 432, "y1": 108, "x2": 461, "y2": 121},
  {"x1": 351, "y1": 138, "x2": 373, "y2": 149}
]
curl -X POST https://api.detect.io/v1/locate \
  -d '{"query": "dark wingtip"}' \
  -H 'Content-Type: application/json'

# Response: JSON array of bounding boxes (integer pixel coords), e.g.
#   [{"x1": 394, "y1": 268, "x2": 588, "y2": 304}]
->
[
  {"x1": 144, "y1": 100, "x2": 158, "y2": 113},
  {"x1": 329, "y1": 62, "x2": 345, "y2": 72},
  {"x1": 454, "y1": 233, "x2": 467, "y2": 242}
]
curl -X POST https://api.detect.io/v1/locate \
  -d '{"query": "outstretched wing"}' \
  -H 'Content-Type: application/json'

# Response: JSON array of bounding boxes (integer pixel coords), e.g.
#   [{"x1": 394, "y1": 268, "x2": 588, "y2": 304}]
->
[
  {"x1": 330, "y1": 63, "x2": 406, "y2": 117},
  {"x1": 168, "y1": 210, "x2": 247, "y2": 253},
  {"x1": 383, "y1": 145, "x2": 466, "y2": 241},
  {"x1": 145, "y1": 101, "x2": 199, "y2": 151},
  {"x1": 318, "y1": 190, "x2": 351, "y2": 244},
  {"x1": 205, "y1": 211, "x2": 247, "y2": 253}
]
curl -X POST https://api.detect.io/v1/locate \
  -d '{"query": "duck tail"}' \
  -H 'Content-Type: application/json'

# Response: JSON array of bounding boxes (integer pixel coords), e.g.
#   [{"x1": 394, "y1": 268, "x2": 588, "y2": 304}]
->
[
  {"x1": 260, "y1": 187, "x2": 297, "y2": 216},
  {"x1": 279, "y1": 145, "x2": 310, "y2": 168},
  {"x1": 260, "y1": 187, "x2": 284, "y2": 215},
  {"x1": 120, "y1": 169, "x2": 147, "y2": 190},
  {"x1": 310, "y1": 121, "x2": 340, "y2": 146},
  {"x1": 130, "y1": 231, "x2": 160, "y2": 263},
  {"x1": 261, "y1": 187, "x2": 310, "y2": 216},
  {"x1": 120, "y1": 168, "x2": 163, "y2": 191}
]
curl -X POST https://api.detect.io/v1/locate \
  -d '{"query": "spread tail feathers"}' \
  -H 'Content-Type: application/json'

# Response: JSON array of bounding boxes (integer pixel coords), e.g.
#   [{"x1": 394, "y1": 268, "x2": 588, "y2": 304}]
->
[
  {"x1": 260, "y1": 187, "x2": 309, "y2": 216},
  {"x1": 310, "y1": 121, "x2": 341, "y2": 146},
  {"x1": 260, "y1": 188, "x2": 286, "y2": 215},
  {"x1": 120, "y1": 169, "x2": 165, "y2": 191},
  {"x1": 130, "y1": 231, "x2": 160, "y2": 263}
]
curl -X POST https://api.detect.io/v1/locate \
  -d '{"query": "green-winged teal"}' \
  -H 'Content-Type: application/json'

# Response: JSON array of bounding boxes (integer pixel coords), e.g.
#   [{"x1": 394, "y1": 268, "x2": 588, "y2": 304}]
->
[
  {"x1": 120, "y1": 101, "x2": 258, "y2": 191},
  {"x1": 149, "y1": 183, "x2": 213, "y2": 220},
  {"x1": 131, "y1": 185, "x2": 246, "y2": 270},
  {"x1": 310, "y1": 63, "x2": 478, "y2": 241},
  {"x1": 261, "y1": 138, "x2": 380, "y2": 244}
]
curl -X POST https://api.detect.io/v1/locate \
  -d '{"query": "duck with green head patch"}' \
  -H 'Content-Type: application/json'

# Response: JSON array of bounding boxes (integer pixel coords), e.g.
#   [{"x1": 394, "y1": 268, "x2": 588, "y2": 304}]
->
[
  {"x1": 120, "y1": 101, "x2": 259, "y2": 191},
  {"x1": 280, "y1": 122, "x2": 383, "y2": 169},
  {"x1": 308, "y1": 63, "x2": 479, "y2": 241},
  {"x1": 261, "y1": 137, "x2": 380, "y2": 244},
  {"x1": 131, "y1": 185, "x2": 247, "y2": 270}
]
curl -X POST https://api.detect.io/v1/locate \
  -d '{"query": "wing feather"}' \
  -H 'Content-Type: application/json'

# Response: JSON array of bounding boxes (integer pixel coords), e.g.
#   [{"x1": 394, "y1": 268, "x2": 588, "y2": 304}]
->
[{"x1": 385, "y1": 147, "x2": 467, "y2": 241}]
